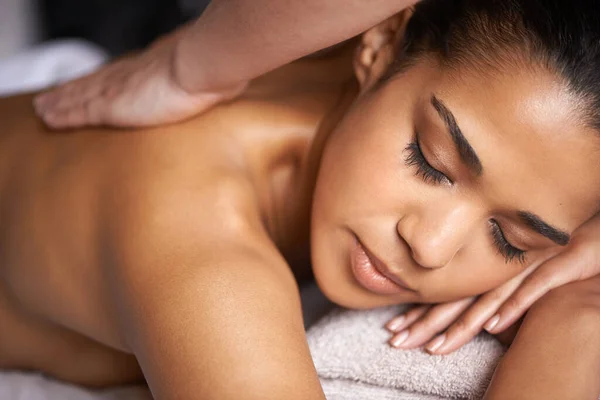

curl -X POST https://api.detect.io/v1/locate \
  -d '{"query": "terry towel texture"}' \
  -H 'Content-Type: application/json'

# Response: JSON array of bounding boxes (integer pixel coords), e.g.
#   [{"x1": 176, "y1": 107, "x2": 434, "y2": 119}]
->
[{"x1": 308, "y1": 306, "x2": 505, "y2": 400}]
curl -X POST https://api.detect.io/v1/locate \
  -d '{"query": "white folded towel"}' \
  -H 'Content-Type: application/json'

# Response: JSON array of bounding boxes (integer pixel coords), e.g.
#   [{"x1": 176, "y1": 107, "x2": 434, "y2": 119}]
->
[{"x1": 308, "y1": 306, "x2": 505, "y2": 400}]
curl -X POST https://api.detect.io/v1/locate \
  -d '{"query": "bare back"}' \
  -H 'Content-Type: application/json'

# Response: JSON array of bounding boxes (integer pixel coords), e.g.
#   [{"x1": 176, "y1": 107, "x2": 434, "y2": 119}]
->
[{"x1": 0, "y1": 50, "x2": 354, "y2": 388}]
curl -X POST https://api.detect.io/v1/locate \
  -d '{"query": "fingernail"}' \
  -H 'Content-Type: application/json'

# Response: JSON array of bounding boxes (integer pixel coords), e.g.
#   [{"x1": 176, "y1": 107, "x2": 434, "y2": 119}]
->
[
  {"x1": 390, "y1": 330, "x2": 409, "y2": 348},
  {"x1": 484, "y1": 315, "x2": 500, "y2": 333},
  {"x1": 426, "y1": 334, "x2": 446, "y2": 353},
  {"x1": 386, "y1": 316, "x2": 405, "y2": 332}
]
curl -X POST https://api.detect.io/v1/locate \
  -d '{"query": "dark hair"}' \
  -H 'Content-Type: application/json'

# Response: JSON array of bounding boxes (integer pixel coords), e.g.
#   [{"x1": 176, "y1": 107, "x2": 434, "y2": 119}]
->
[{"x1": 390, "y1": 0, "x2": 600, "y2": 130}]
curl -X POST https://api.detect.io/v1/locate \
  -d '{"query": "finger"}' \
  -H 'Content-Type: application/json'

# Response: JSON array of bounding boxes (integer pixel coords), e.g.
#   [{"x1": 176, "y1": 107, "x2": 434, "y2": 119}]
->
[
  {"x1": 35, "y1": 75, "x2": 90, "y2": 109},
  {"x1": 386, "y1": 305, "x2": 430, "y2": 333},
  {"x1": 390, "y1": 298, "x2": 474, "y2": 349},
  {"x1": 47, "y1": 81, "x2": 95, "y2": 111},
  {"x1": 428, "y1": 280, "x2": 523, "y2": 354},
  {"x1": 49, "y1": 73, "x2": 114, "y2": 113},
  {"x1": 487, "y1": 253, "x2": 583, "y2": 334},
  {"x1": 35, "y1": 65, "x2": 117, "y2": 115},
  {"x1": 42, "y1": 98, "x2": 104, "y2": 129},
  {"x1": 34, "y1": 90, "x2": 61, "y2": 114}
]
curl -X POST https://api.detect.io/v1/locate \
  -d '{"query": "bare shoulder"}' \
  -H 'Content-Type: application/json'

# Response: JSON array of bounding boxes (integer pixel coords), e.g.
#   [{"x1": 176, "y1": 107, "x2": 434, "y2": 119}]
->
[
  {"x1": 101, "y1": 154, "x2": 271, "y2": 274},
  {"x1": 97, "y1": 164, "x2": 324, "y2": 399},
  {"x1": 97, "y1": 149, "x2": 294, "y2": 322}
]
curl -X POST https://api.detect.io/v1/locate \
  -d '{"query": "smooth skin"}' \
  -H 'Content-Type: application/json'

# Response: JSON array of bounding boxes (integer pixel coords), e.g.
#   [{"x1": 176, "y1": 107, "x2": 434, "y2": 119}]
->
[
  {"x1": 1, "y1": 14, "x2": 599, "y2": 399},
  {"x1": 484, "y1": 276, "x2": 600, "y2": 400},
  {"x1": 387, "y1": 213, "x2": 600, "y2": 354},
  {"x1": 32, "y1": 0, "x2": 600, "y2": 357},
  {"x1": 2, "y1": 50, "x2": 351, "y2": 398},
  {"x1": 33, "y1": 0, "x2": 419, "y2": 128}
]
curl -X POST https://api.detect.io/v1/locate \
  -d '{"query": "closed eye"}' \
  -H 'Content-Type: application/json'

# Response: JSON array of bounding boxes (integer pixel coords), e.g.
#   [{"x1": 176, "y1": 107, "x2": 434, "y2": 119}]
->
[
  {"x1": 405, "y1": 138, "x2": 527, "y2": 265},
  {"x1": 404, "y1": 138, "x2": 452, "y2": 185},
  {"x1": 490, "y1": 220, "x2": 527, "y2": 264}
]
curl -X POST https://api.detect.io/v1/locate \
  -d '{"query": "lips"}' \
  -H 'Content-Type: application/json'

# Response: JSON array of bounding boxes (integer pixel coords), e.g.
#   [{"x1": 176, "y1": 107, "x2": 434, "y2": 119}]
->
[{"x1": 350, "y1": 236, "x2": 415, "y2": 296}]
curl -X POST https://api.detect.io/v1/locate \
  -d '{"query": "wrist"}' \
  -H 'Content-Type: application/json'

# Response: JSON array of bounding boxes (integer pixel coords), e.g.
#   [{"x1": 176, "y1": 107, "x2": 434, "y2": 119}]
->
[{"x1": 170, "y1": 25, "x2": 248, "y2": 97}]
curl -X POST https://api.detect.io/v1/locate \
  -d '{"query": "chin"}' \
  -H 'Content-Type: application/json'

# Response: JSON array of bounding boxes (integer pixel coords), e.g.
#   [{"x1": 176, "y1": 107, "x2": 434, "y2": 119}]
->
[
  {"x1": 311, "y1": 226, "x2": 403, "y2": 310},
  {"x1": 316, "y1": 274, "x2": 410, "y2": 309}
]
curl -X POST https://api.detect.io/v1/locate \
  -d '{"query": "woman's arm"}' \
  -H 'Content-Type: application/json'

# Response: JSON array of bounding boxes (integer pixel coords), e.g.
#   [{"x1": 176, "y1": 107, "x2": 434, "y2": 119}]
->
[
  {"x1": 34, "y1": 0, "x2": 418, "y2": 129},
  {"x1": 483, "y1": 277, "x2": 600, "y2": 400}
]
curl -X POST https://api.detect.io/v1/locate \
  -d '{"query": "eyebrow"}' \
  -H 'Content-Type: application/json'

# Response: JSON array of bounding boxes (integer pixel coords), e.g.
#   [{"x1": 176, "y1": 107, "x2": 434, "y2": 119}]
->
[
  {"x1": 429, "y1": 95, "x2": 571, "y2": 246},
  {"x1": 431, "y1": 96, "x2": 483, "y2": 176},
  {"x1": 518, "y1": 211, "x2": 571, "y2": 246}
]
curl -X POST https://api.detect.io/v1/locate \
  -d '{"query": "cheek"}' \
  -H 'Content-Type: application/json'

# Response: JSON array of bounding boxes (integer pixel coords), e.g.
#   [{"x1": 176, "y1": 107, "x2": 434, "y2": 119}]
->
[
  {"x1": 310, "y1": 101, "x2": 422, "y2": 307},
  {"x1": 425, "y1": 244, "x2": 524, "y2": 302},
  {"x1": 314, "y1": 107, "x2": 418, "y2": 216}
]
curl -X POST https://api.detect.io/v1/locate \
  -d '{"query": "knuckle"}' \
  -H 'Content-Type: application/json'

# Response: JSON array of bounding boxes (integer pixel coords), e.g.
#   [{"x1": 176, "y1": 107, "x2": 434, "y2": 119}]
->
[
  {"x1": 414, "y1": 316, "x2": 446, "y2": 335},
  {"x1": 409, "y1": 320, "x2": 431, "y2": 335},
  {"x1": 406, "y1": 305, "x2": 428, "y2": 318},
  {"x1": 486, "y1": 288, "x2": 507, "y2": 304},
  {"x1": 503, "y1": 295, "x2": 525, "y2": 313},
  {"x1": 448, "y1": 318, "x2": 471, "y2": 336},
  {"x1": 419, "y1": 314, "x2": 443, "y2": 331},
  {"x1": 104, "y1": 84, "x2": 121, "y2": 99},
  {"x1": 525, "y1": 271, "x2": 555, "y2": 292}
]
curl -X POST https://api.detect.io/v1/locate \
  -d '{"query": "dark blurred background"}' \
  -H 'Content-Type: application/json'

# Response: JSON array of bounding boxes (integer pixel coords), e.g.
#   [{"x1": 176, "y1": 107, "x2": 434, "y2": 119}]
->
[
  {"x1": 40, "y1": 0, "x2": 210, "y2": 56},
  {"x1": 0, "y1": 0, "x2": 211, "y2": 58}
]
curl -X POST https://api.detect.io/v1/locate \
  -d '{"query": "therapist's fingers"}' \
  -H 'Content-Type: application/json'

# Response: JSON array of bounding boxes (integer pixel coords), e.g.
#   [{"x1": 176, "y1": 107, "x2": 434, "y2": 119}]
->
[
  {"x1": 33, "y1": 27, "x2": 248, "y2": 129},
  {"x1": 42, "y1": 98, "x2": 106, "y2": 130},
  {"x1": 35, "y1": 66, "x2": 113, "y2": 114}
]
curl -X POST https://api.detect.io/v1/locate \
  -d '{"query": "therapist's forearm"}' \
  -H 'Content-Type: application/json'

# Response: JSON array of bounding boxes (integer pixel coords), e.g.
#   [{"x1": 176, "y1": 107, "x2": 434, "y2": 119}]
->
[{"x1": 173, "y1": 0, "x2": 419, "y2": 93}]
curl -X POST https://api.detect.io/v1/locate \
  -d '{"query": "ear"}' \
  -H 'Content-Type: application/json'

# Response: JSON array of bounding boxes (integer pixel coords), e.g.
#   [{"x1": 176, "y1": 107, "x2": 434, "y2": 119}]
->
[{"x1": 354, "y1": 10, "x2": 412, "y2": 92}]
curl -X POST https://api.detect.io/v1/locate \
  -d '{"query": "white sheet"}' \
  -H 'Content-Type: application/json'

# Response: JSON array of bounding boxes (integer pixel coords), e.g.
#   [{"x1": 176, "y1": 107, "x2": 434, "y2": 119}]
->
[
  {"x1": 0, "y1": 372, "x2": 149, "y2": 400},
  {"x1": 0, "y1": 39, "x2": 107, "y2": 97}
]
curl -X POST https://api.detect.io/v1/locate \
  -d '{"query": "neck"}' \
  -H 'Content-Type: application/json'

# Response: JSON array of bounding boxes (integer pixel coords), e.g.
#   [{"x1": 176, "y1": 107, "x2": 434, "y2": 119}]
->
[{"x1": 272, "y1": 81, "x2": 359, "y2": 275}]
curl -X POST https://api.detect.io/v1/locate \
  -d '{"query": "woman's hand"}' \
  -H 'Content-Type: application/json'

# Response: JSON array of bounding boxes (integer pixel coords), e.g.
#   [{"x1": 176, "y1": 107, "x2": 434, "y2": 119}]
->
[
  {"x1": 386, "y1": 212, "x2": 600, "y2": 354},
  {"x1": 34, "y1": 29, "x2": 247, "y2": 129},
  {"x1": 386, "y1": 268, "x2": 531, "y2": 353}
]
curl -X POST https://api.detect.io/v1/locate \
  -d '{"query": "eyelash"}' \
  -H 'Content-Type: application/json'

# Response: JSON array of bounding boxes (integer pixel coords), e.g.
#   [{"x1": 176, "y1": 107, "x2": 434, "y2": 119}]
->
[
  {"x1": 404, "y1": 139, "x2": 527, "y2": 265},
  {"x1": 404, "y1": 140, "x2": 451, "y2": 185},
  {"x1": 490, "y1": 220, "x2": 527, "y2": 264}
]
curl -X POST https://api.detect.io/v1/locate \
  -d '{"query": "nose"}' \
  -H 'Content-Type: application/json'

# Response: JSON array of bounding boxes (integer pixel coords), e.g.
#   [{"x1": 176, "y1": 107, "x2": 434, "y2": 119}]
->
[{"x1": 397, "y1": 202, "x2": 479, "y2": 269}]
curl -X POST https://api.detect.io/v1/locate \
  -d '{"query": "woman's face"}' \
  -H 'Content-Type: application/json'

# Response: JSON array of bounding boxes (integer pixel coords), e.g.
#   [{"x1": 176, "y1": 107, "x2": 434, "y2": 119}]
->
[{"x1": 311, "y1": 55, "x2": 600, "y2": 309}]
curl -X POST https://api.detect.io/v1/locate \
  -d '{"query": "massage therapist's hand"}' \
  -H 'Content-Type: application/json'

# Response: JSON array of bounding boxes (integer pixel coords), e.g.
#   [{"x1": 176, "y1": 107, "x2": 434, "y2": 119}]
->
[
  {"x1": 386, "y1": 212, "x2": 600, "y2": 354},
  {"x1": 33, "y1": 0, "x2": 422, "y2": 129},
  {"x1": 33, "y1": 29, "x2": 247, "y2": 129}
]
